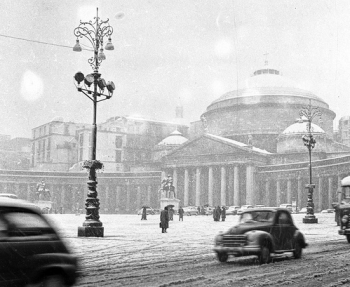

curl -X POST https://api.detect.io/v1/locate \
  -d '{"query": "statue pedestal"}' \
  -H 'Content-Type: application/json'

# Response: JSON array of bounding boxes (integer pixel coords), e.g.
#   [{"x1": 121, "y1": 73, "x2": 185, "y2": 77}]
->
[{"x1": 160, "y1": 197, "x2": 180, "y2": 211}]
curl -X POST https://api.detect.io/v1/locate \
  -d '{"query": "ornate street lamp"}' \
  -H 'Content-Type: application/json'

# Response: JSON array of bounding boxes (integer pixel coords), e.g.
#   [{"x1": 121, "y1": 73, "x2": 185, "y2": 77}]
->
[
  {"x1": 299, "y1": 101, "x2": 321, "y2": 224},
  {"x1": 73, "y1": 8, "x2": 116, "y2": 237}
]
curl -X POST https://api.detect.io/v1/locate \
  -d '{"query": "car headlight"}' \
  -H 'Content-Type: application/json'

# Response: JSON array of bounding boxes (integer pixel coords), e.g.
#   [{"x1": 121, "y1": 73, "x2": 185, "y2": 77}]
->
[
  {"x1": 215, "y1": 234, "x2": 223, "y2": 245},
  {"x1": 342, "y1": 215, "x2": 349, "y2": 224}
]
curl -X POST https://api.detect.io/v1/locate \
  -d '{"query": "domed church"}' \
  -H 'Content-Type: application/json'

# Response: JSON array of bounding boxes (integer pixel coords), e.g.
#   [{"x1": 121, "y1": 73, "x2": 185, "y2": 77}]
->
[{"x1": 159, "y1": 64, "x2": 350, "y2": 213}]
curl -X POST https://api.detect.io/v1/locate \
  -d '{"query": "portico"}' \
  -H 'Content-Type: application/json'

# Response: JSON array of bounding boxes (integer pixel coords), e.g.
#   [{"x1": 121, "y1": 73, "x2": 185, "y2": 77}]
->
[{"x1": 161, "y1": 134, "x2": 270, "y2": 207}]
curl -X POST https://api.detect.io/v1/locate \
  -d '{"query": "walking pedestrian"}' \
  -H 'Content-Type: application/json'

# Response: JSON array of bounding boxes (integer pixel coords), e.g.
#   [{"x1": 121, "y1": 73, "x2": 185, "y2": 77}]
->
[
  {"x1": 221, "y1": 206, "x2": 226, "y2": 221},
  {"x1": 160, "y1": 206, "x2": 169, "y2": 233},
  {"x1": 141, "y1": 206, "x2": 147, "y2": 220},
  {"x1": 178, "y1": 206, "x2": 184, "y2": 221}
]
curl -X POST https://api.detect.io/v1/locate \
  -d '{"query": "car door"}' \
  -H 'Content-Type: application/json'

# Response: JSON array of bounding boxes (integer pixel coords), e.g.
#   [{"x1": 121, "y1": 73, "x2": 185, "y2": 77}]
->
[{"x1": 271, "y1": 211, "x2": 295, "y2": 251}]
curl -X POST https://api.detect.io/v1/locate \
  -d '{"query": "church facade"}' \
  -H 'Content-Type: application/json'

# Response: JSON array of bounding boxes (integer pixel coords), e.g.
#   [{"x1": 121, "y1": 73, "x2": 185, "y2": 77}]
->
[{"x1": 1, "y1": 64, "x2": 350, "y2": 214}]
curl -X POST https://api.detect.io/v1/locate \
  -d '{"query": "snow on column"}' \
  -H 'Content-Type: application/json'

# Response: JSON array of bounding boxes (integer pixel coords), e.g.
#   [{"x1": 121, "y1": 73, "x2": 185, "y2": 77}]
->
[
  {"x1": 220, "y1": 166, "x2": 226, "y2": 206},
  {"x1": 297, "y1": 177, "x2": 302, "y2": 211},
  {"x1": 287, "y1": 179, "x2": 292, "y2": 204},
  {"x1": 195, "y1": 167, "x2": 201, "y2": 206},
  {"x1": 208, "y1": 166, "x2": 213, "y2": 206},
  {"x1": 265, "y1": 178, "x2": 270, "y2": 206},
  {"x1": 184, "y1": 168, "x2": 189, "y2": 206},
  {"x1": 233, "y1": 166, "x2": 239, "y2": 206},
  {"x1": 276, "y1": 179, "x2": 281, "y2": 207},
  {"x1": 318, "y1": 177, "x2": 323, "y2": 212},
  {"x1": 246, "y1": 165, "x2": 255, "y2": 205},
  {"x1": 328, "y1": 177, "x2": 333, "y2": 209}
]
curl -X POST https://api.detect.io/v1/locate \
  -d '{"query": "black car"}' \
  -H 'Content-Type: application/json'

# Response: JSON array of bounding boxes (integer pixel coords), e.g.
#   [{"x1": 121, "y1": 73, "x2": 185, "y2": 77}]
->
[
  {"x1": 213, "y1": 207, "x2": 307, "y2": 264},
  {"x1": 0, "y1": 197, "x2": 79, "y2": 286}
]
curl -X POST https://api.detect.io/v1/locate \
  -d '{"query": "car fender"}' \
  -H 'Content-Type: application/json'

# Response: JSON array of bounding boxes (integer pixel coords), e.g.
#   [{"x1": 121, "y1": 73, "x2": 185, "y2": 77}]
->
[
  {"x1": 294, "y1": 230, "x2": 308, "y2": 248},
  {"x1": 245, "y1": 230, "x2": 274, "y2": 251}
]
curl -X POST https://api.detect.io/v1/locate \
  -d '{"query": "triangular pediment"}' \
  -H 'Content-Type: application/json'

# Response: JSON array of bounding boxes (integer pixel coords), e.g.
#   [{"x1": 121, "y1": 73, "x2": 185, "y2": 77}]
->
[{"x1": 163, "y1": 134, "x2": 270, "y2": 166}]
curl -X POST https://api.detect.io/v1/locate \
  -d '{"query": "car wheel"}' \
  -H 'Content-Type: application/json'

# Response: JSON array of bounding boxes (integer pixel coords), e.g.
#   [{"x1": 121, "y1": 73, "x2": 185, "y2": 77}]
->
[
  {"x1": 293, "y1": 240, "x2": 302, "y2": 259},
  {"x1": 37, "y1": 274, "x2": 66, "y2": 287},
  {"x1": 217, "y1": 252, "x2": 228, "y2": 263},
  {"x1": 346, "y1": 235, "x2": 350, "y2": 244},
  {"x1": 258, "y1": 245, "x2": 271, "y2": 264}
]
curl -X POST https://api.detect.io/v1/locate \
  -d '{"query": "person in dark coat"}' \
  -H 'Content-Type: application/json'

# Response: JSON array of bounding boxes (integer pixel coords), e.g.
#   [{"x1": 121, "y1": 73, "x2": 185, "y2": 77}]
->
[
  {"x1": 215, "y1": 205, "x2": 221, "y2": 221},
  {"x1": 178, "y1": 206, "x2": 184, "y2": 221},
  {"x1": 213, "y1": 206, "x2": 218, "y2": 221},
  {"x1": 141, "y1": 207, "x2": 147, "y2": 220},
  {"x1": 160, "y1": 207, "x2": 169, "y2": 233},
  {"x1": 221, "y1": 206, "x2": 226, "y2": 221}
]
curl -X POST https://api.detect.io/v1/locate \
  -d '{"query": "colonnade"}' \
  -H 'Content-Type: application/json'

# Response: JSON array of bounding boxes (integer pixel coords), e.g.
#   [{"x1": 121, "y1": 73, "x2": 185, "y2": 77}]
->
[
  {"x1": 162, "y1": 164, "x2": 256, "y2": 207},
  {"x1": 0, "y1": 181, "x2": 159, "y2": 214},
  {"x1": 261, "y1": 174, "x2": 344, "y2": 211}
]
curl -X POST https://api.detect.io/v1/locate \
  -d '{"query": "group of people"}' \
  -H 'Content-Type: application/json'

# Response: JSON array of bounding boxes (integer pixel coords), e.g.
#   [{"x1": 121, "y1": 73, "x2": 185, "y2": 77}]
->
[{"x1": 213, "y1": 206, "x2": 226, "y2": 222}]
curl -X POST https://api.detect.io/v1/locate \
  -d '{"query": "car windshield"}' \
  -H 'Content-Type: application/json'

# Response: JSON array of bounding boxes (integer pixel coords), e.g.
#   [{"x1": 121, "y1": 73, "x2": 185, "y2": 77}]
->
[{"x1": 240, "y1": 211, "x2": 274, "y2": 223}]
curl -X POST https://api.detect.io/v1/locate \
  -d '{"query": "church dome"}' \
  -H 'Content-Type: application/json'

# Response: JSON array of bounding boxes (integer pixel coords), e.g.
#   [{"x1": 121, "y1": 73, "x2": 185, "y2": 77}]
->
[
  {"x1": 158, "y1": 130, "x2": 188, "y2": 146},
  {"x1": 208, "y1": 66, "x2": 328, "y2": 110},
  {"x1": 282, "y1": 118, "x2": 325, "y2": 135},
  {"x1": 199, "y1": 63, "x2": 335, "y2": 153}
]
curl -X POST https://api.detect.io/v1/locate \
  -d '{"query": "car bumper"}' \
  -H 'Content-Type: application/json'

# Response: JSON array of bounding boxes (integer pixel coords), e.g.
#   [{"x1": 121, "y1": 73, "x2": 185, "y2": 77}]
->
[
  {"x1": 213, "y1": 245, "x2": 260, "y2": 256},
  {"x1": 338, "y1": 229, "x2": 350, "y2": 235}
]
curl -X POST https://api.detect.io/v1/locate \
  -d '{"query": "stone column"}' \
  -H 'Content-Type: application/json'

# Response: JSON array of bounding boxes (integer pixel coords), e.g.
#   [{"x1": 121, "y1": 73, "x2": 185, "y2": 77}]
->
[
  {"x1": 14, "y1": 184, "x2": 20, "y2": 196},
  {"x1": 136, "y1": 186, "x2": 141, "y2": 209},
  {"x1": 105, "y1": 186, "x2": 109, "y2": 213},
  {"x1": 61, "y1": 185, "x2": 65, "y2": 213},
  {"x1": 184, "y1": 168, "x2": 189, "y2": 206},
  {"x1": 337, "y1": 175, "x2": 342, "y2": 203},
  {"x1": 318, "y1": 177, "x2": 323, "y2": 212},
  {"x1": 173, "y1": 169, "x2": 178, "y2": 194},
  {"x1": 328, "y1": 177, "x2": 333, "y2": 209},
  {"x1": 287, "y1": 179, "x2": 292, "y2": 204},
  {"x1": 233, "y1": 166, "x2": 240, "y2": 206},
  {"x1": 27, "y1": 183, "x2": 31, "y2": 201},
  {"x1": 265, "y1": 179, "x2": 270, "y2": 206},
  {"x1": 195, "y1": 167, "x2": 201, "y2": 206},
  {"x1": 228, "y1": 167, "x2": 234, "y2": 205},
  {"x1": 208, "y1": 166, "x2": 213, "y2": 206},
  {"x1": 116, "y1": 186, "x2": 121, "y2": 212},
  {"x1": 147, "y1": 185, "x2": 152, "y2": 205},
  {"x1": 276, "y1": 180, "x2": 281, "y2": 207},
  {"x1": 126, "y1": 183, "x2": 130, "y2": 212},
  {"x1": 221, "y1": 166, "x2": 226, "y2": 206},
  {"x1": 297, "y1": 177, "x2": 303, "y2": 211},
  {"x1": 246, "y1": 165, "x2": 255, "y2": 205}
]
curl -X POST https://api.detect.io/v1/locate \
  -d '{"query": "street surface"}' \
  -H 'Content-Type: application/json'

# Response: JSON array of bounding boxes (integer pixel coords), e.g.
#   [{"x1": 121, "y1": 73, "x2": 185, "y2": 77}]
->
[{"x1": 47, "y1": 212, "x2": 350, "y2": 287}]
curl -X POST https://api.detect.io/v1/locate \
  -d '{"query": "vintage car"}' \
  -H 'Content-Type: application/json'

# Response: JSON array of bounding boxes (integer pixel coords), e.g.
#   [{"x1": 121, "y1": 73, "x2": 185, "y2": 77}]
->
[
  {"x1": 279, "y1": 203, "x2": 293, "y2": 212},
  {"x1": 204, "y1": 206, "x2": 215, "y2": 215},
  {"x1": 226, "y1": 206, "x2": 240, "y2": 215},
  {"x1": 236, "y1": 205, "x2": 253, "y2": 215},
  {"x1": 183, "y1": 206, "x2": 199, "y2": 216},
  {"x1": 213, "y1": 207, "x2": 307, "y2": 264},
  {"x1": 0, "y1": 197, "x2": 79, "y2": 286}
]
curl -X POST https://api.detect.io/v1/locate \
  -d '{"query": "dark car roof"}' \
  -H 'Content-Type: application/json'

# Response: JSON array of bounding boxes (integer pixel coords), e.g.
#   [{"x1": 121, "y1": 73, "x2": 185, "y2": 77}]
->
[
  {"x1": 241, "y1": 207, "x2": 290, "y2": 213},
  {"x1": 0, "y1": 197, "x2": 41, "y2": 213}
]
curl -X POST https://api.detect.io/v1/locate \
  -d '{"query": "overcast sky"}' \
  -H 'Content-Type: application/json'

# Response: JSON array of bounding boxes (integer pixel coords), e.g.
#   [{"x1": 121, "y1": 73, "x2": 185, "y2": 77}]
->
[{"x1": 1, "y1": 0, "x2": 350, "y2": 138}]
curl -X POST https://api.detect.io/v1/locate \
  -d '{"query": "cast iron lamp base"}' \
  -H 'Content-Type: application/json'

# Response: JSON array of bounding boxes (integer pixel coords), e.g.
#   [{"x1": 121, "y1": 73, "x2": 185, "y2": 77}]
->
[
  {"x1": 303, "y1": 215, "x2": 318, "y2": 224},
  {"x1": 78, "y1": 226, "x2": 104, "y2": 237}
]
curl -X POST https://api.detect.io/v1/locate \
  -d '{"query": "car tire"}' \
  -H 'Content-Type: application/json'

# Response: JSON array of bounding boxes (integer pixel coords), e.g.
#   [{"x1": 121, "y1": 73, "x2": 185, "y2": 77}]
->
[
  {"x1": 258, "y1": 245, "x2": 271, "y2": 264},
  {"x1": 346, "y1": 235, "x2": 350, "y2": 244},
  {"x1": 37, "y1": 274, "x2": 66, "y2": 287},
  {"x1": 293, "y1": 240, "x2": 302, "y2": 259},
  {"x1": 217, "y1": 252, "x2": 228, "y2": 263}
]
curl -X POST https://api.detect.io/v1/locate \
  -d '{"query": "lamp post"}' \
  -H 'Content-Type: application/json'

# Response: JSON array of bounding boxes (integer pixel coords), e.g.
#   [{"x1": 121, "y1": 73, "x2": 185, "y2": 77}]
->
[
  {"x1": 299, "y1": 101, "x2": 321, "y2": 224},
  {"x1": 73, "y1": 8, "x2": 116, "y2": 237}
]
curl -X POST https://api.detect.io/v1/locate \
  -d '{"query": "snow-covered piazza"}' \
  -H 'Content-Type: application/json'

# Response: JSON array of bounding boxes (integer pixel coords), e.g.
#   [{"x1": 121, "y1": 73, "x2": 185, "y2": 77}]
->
[{"x1": 50, "y1": 212, "x2": 349, "y2": 287}]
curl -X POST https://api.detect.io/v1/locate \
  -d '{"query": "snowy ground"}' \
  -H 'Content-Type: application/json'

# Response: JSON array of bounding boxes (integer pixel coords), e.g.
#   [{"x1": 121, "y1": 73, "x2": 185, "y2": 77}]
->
[{"x1": 46, "y1": 212, "x2": 350, "y2": 287}]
